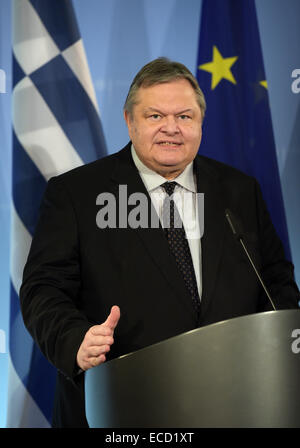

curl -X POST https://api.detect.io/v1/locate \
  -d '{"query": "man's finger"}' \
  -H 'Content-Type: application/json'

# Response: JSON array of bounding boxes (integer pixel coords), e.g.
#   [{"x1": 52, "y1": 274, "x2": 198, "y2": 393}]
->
[
  {"x1": 85, "y1": 344, "x2": 111, "y2": 358},
  {"x1": 89, "y1": 354, "x2": 106, "y2": 369},
  {"x1": 90, "y1": 325, "x2": 113, "y2": 337}
]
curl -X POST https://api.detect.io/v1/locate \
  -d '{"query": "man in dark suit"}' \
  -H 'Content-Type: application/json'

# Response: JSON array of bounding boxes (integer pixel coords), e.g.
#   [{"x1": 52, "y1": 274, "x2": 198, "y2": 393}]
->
[{"x1": 20, "y1": 58, "x2": 299, "y2": 427}]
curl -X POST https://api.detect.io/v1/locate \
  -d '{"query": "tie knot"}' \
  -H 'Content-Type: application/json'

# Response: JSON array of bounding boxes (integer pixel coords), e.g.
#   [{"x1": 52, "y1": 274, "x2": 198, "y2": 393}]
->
[{"x1": 162, "y1": 181, "x2": 177, "y2": 196}]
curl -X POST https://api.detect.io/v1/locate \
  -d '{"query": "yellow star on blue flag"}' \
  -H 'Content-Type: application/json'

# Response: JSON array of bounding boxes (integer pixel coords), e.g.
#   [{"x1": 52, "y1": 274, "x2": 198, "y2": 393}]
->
[
  {"x1": 199, "y1": 45, "x2": 238, "y2": 89},
  {"x1": 260, "y1": 80, "x2": 268, "y2": 89}
]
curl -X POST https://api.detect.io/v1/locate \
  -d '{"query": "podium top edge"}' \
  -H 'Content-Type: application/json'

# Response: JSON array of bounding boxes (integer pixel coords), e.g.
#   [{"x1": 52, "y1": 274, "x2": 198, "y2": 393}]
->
[{"x1": 115, "y1": 309, "x2": 300, "y2": 363}]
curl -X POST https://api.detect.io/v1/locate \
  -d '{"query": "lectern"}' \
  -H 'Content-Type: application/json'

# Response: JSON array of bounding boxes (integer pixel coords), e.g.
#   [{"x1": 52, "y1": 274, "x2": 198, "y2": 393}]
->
[{"x1": 85, "y1": 310, "x2": 300, "y2": 427}]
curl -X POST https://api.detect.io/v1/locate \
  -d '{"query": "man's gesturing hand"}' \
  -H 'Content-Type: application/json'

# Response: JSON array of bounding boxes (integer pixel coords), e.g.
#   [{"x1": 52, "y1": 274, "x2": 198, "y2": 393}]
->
[{"x1": 76, "y1": 305, "x2": 120, "y2": 371}]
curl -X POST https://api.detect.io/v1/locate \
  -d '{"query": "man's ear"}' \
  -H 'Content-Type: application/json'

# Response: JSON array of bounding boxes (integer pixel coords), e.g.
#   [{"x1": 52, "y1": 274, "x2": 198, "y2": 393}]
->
[
  {"x1": 124, "y1": 110, "x2": 133, "y2": 137},
  {"x1": 123, "y1": 109, "x2": 130, "y2": 124}
]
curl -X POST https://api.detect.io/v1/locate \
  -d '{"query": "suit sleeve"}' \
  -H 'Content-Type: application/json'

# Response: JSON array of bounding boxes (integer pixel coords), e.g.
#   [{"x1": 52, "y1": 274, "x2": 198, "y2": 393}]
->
[
  {"x1": 254, "y1": 180, "x2": 300, "y2": 311},
  {"x1": 20, "y1": 176, "x2": 93, "y2": 380}
]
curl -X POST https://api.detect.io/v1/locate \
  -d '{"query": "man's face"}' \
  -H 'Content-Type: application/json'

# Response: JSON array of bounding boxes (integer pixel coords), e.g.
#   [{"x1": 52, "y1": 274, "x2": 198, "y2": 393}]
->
[{"x1": 124, "y1": 79, "x2": 203, "y2": 179}]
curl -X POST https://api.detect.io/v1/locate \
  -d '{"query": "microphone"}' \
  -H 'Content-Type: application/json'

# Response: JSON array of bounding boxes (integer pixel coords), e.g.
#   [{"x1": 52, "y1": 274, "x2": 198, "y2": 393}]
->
[{"x1": 225, "y1": 209, "x2": 277, "y2": 311}]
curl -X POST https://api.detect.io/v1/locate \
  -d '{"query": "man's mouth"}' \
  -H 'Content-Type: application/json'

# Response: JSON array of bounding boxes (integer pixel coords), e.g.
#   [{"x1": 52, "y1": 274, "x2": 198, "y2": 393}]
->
[{"x1": 156, "y1": 141, "x2": 182, "y2": 146}]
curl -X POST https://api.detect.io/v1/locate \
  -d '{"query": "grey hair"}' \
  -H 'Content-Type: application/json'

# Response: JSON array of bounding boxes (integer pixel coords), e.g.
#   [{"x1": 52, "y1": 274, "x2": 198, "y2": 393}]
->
[{"x1": 124, "y1": 57, "x2": 206, "y2": 120}]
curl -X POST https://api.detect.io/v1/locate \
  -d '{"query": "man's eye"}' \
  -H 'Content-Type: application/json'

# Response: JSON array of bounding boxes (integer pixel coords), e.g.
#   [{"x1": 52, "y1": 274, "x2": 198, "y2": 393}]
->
[
  {"x1": 178, "y1": 115, "x2": 190, "y2": 120},
  {"x1": 150, "y1": 114, "x2": 161, "y2": 120}
]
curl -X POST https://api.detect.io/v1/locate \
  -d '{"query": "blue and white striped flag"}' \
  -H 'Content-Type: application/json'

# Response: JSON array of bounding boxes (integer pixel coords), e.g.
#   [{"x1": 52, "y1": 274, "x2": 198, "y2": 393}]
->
[{"x1": 8, "y1": 0, "x2": 106, "y2": 427}]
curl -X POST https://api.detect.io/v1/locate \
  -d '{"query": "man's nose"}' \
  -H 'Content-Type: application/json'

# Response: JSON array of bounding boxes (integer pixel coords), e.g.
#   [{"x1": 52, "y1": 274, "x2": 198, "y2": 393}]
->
[{"x1": 161, "y1": 116, "x2": 179, "y2": 134}]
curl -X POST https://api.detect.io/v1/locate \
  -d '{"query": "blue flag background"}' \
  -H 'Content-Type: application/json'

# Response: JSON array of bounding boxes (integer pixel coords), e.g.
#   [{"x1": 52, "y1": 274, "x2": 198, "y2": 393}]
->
[{"x1": 196, "y1": 0, "x2": 291, "y2": 260}]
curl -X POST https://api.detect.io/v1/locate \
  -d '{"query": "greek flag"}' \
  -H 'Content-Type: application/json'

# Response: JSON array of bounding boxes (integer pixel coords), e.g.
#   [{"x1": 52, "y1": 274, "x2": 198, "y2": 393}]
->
[{"x1": 8, "y1": 0, "x2": 106, "y2": 427}]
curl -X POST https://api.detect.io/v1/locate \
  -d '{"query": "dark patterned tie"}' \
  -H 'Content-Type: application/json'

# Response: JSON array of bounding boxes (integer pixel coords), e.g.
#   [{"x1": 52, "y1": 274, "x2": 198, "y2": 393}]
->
[{"x1": 162, "y1": 181, "x2": 201, "y2": 317}]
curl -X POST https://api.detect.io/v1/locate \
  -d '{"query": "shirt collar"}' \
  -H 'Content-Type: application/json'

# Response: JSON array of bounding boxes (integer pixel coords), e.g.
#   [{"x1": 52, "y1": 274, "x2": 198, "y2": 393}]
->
[{"x1": 131, "y1": 144, "x2": 196, "y2": 193}]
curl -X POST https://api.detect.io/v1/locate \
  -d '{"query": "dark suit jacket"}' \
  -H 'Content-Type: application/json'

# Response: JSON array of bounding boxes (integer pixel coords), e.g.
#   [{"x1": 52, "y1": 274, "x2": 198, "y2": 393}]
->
[{"x1": 20, "y1": 142, "x2": 299, "y2": 427}]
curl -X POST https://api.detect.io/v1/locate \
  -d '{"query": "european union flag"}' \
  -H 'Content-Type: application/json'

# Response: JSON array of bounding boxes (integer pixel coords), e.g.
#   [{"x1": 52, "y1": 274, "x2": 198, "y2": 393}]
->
[{"x1": 196, "y1": 0, "x2": 291, "y2": 259}]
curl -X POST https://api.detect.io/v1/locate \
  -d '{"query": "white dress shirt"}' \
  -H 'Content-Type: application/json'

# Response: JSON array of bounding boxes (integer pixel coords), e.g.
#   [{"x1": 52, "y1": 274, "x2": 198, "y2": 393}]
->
[{"x1": 131, "y1": 145, "x2": 202, "y2": 300}]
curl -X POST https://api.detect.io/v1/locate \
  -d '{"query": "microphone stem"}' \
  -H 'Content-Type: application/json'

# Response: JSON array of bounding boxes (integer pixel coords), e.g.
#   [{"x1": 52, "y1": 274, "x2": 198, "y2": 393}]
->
[{"x1": 239, "y1": 238, "x2": 276, "y2": 311}]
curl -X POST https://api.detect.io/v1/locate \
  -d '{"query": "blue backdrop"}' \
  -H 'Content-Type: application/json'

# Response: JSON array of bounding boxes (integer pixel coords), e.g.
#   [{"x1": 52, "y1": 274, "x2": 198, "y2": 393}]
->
[{"x1": 0, "y1": 0, "x2": 299, "y2": 427}]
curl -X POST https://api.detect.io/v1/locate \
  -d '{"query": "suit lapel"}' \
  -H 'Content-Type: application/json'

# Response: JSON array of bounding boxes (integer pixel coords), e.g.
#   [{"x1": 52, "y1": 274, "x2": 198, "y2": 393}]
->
[
  {"x1": 194, "y1": 156, "x2": 226, "y2": 318},
  {"x1": 110, "y1": 144, "x2": 196, "y2": 321}
]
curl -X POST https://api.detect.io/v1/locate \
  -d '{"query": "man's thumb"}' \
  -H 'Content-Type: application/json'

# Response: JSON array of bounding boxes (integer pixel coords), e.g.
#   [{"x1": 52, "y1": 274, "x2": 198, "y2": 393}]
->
[{"x1": 104, "y1": 305, "x2": 120, "y2": 330}]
